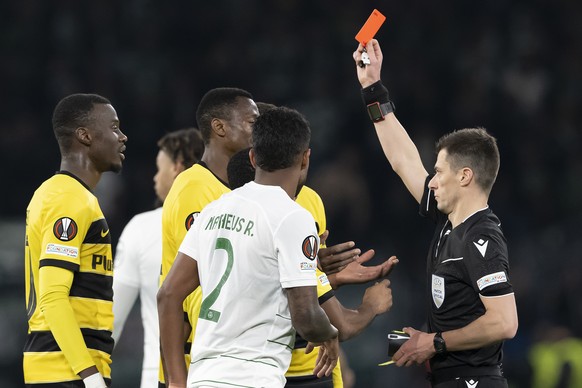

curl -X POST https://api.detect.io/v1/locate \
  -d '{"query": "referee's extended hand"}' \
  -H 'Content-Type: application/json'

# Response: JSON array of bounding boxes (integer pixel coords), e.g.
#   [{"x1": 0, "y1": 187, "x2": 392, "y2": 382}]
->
[
  {"x1": 353, "y1": 38, "x2": 383, "y2": 88},
  {"x1": 392, "y1": 327, "x2": 436, "y2": 367}
]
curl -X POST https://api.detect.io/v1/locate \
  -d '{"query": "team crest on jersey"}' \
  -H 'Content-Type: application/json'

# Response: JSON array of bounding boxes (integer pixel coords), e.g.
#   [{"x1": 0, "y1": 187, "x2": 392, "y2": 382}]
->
[
  {"x1": 185, "y1": 212, "x2": 200, "y2": 230},
  {"x1": 53, "y1": 217, "x2": 78, "y2": 241},
  {"x1": 302, "y1": 235, "x2": 318, "y2": 260},
  {"x1": 432, "y1": 274, "x2": 445, "y2": 308}
]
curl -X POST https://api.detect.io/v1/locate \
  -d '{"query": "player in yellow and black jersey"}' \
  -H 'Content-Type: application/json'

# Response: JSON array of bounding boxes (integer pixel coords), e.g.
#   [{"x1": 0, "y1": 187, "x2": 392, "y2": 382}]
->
[
  {"x1": 158, "y1": 87, "x2": 259, "y2": 387},
  {"x1": 24, "y1": 94, "x2": 127, "y2": 388}
]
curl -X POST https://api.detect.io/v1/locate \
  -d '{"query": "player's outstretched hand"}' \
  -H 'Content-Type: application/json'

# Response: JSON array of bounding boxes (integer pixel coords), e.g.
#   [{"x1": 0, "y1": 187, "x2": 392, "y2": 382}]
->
[
  {"x1": 310, "y1": 337, "x2": 339, "y2": 378},
  {"x1": 318, "y1": 230, "x2": 361, "y2": 275},
  {"x1": 363, "y1": 279, "x2": 393, "y2": 315},
  {"x1": 353, "y1": 38, "x2": 383, "y2": 88},
  {"x1": 329, "y1": 252, "x2": 398, "y2": 289}
]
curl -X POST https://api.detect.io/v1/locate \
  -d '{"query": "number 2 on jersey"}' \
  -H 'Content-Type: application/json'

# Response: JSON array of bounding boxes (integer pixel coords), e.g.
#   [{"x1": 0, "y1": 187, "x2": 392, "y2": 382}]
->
[{"x1": 199, "y1": 237, "x2": 234, "y2": 322}]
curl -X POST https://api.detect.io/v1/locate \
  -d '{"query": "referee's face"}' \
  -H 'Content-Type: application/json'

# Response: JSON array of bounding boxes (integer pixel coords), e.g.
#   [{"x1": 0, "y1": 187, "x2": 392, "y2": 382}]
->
[{"x1": 429, "y1": 150, "x2": 459, "y2": 215}]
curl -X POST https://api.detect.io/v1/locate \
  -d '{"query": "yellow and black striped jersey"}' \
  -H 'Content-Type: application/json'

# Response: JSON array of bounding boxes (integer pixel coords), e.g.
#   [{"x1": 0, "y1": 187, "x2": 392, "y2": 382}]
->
[
  {"x1": 24, "y1": 171, "x2": 114, "y2": 385},
  {"x1": 290, "y1": 186, "x2": 343, "y2": 387},
  {"x1": 159, "y1": 162, "x2": 229, "y2": 384}
]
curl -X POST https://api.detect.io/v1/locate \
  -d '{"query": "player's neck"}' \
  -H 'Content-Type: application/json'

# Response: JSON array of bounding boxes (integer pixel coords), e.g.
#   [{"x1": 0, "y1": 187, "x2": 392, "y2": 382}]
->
[
  {"x1": 201, "y1": 148, "x2": 230, "y2": 184},
  {"x1": 448, "y1": 193, "x2": 489, "y2": 228},
  {"x1": 60, "y1": 157, "x2": 102, "y2": 190},
  {"x1": 255, "y1": 168, "x2": 300, "y2": 199}
]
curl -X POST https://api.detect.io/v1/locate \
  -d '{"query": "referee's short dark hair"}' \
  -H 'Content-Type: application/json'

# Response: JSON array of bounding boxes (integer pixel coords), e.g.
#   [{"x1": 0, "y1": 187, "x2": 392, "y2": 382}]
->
[
  {"x1": 157, "y1": 128, "x2": 204, "y2": 170},
  {"x1": 252, "y1": 107, "x2": 311, "y2": 172},
  {"x1": 436, "y1": 127, "x2": 500, "y2": 195},
  {"x1": 195, "y1": 87, "x2": 253, "y2": 144},
  {"x1": 52, "y1": 93, "x2": 111, "y2": 151}
]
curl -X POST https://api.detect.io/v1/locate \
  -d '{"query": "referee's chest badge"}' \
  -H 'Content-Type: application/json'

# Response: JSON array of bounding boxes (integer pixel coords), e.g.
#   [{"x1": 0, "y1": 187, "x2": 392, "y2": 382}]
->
[{"x1": 432, "y1": 274, "x2": 445, "y2": 308}]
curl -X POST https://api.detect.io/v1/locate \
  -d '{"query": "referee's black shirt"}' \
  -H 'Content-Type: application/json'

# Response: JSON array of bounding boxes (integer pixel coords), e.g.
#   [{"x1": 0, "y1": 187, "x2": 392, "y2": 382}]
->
[{"x1": 420, "y1": 175, "x2": 514, "y2": 372}]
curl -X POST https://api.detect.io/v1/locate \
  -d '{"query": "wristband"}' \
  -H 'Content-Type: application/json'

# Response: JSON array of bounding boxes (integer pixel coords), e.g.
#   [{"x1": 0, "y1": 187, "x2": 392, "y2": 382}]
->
[
  {"x1": 361, "y1": 80, "x2": 395, "y2": 122},
  {"x1": 83, "y1": 373, "x2": 107, "y2": 388}
]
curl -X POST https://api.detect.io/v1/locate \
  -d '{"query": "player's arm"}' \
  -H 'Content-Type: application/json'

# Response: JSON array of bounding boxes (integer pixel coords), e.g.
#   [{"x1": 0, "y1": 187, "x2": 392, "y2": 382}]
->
[
  {"x1": 353, "y1": 39, "x2": 428, "y2": 203},
  {"x1": 288, "y1": 286, "x2": 337, "y2": 342},
  {"x1": 157, "y1": 252, "x2": 200, "y2": 388},
  {"x1": 287, "y1": 286, "x2": 339, "y2": 377},
  {"x1": 112, "y1": 225, "x2": 140, "y2": 345},
  {"x1": 39, "y1": 265, "x2": 106, "y2": 386},
  {"x1": 321, "y1": 279, "x2": 392, "y2": 342},
  {"x1": 112, "y1": 282, "x2": 138, "y2": 343}
]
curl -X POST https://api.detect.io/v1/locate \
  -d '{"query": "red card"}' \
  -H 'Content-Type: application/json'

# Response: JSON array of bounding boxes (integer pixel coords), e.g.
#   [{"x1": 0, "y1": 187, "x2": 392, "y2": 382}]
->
[{"x1": 355, "y1": 9, "x2": 386, "y2": 46}]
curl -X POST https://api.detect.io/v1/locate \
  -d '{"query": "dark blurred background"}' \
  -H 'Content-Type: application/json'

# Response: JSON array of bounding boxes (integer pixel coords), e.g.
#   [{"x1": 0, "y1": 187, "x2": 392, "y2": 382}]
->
[{"x1": 2, "y1": 0, "x2": 582, "y2": 387}]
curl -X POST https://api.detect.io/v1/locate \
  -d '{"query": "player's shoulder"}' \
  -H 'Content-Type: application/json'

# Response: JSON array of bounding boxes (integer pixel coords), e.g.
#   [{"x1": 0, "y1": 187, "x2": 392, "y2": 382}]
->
[
  {"x1": 238, "y1": 183, "x2": 311, "y2": 222},
  {"x1": 169, "y1": 164, "x2": 228, "y2": 198},
  {"x1": 124, "y1": 207, "x2": 163, "y2": 229},
  {"x1": 32, "y1": 173, "x2": 97, "y2": 211},
  {"x1": 297, "y1": 185, "x2": 322, "y2": 202}
]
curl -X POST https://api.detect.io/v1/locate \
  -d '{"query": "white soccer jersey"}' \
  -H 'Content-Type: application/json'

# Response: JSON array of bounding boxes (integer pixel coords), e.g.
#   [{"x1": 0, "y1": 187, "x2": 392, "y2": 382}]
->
[
  {"x1": 178, "y1": 182, "x2": 319, "y2": 388},
  {"x1": 112, "y1": 207, "x2": 162, "y2": 388}
]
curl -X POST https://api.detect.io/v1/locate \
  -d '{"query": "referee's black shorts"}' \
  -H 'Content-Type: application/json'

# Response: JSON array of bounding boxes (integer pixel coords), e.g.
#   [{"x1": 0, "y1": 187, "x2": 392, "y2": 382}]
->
[
  {"x1": 430, "y1": 365, "x2": 507, "y2": 388},
  {"x1": 433, "y1": 376, "x2": 508, "y2": 388}
]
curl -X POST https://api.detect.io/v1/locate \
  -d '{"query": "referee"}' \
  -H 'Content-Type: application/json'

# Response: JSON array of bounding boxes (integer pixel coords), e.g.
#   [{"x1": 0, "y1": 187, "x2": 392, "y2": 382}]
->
[{"x1": 353, "y1": 39, "x2": 518, "y2": 388}]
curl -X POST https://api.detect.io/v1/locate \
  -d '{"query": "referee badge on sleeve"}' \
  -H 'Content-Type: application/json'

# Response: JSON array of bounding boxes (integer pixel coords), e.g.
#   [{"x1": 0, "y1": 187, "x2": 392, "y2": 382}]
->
[{"x1": 432, "y1": 274, "x2": 445, "y2": 308}]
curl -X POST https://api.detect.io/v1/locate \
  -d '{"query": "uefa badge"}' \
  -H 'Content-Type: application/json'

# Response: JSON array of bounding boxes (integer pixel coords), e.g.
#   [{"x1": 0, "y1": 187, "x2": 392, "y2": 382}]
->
[
  {"x1": 185, "y1": 212, "x2": 200, "y2": 231},
  {"x1": 432, "y1": 274, "x2": 445, "y2": 308},
  {"x1": 302, "y1": 235, "x2": 318, "y2": 261},
  {"x1": 53, "y1": 217, "x2": 78, "y2": 241}
]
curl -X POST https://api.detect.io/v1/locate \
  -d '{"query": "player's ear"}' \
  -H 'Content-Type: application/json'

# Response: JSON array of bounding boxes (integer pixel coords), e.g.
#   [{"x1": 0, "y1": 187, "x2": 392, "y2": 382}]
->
[
  {"x1": 75, "y1": 127, "x2": 91, "y2": 146},
  {"x1": 210, "y1": 118, "x2": 227, "y2": 139},
  {"x1": 459, "y1": 167, "x2": 473, "y2": 187},
  {"x1": 173, "y1": 158, "x2": 185, "y2": 175},
  {"x1": 301, "y1": 148, "x2": 311, "y2": 170},
  {"x1": 249, "y1": 148, "x2": 257, "y2": 168}
]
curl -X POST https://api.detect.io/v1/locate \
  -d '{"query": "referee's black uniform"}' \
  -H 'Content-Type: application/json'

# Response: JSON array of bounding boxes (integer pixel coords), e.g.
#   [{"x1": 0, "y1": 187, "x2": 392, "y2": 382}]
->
[{"x1": 420, "y1": 176, "x2": 513, "y2": 388}]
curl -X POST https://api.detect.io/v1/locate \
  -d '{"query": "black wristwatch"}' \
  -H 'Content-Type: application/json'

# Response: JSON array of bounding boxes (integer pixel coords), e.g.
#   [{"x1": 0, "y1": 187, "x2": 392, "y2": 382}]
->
[
  {"x1": 366, "y1": 101, "x2": 395, "y2": 122},
  {"x1": 434, "y1": 332, "x2": 447, "y2": 354}
]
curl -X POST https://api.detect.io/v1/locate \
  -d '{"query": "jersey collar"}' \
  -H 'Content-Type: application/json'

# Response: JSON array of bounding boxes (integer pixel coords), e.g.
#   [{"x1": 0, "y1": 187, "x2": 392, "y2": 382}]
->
[
  {"x1": 197, "y1": 161, "x2": 230, "y2": 189},
  {"x1": 56, "y1": 170, "x2": 93, "y2": 193}
]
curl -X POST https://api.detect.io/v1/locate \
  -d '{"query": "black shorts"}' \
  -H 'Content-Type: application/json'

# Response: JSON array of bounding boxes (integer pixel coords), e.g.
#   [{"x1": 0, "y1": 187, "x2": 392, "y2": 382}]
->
[
  {"x1": 433, "y1": 376, "x2": 508, "y2": 388},
  {"x1": 430, "y1": 365, "x2": 507, "y2": 388},
  {"x1": 285, "y1": 374, "x2": 333, "y2": 387}
]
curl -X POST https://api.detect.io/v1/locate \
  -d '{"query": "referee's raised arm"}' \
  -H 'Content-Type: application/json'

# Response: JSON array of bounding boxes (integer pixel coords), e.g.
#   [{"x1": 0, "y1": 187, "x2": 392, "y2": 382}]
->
[{"x1": 353, "y1": 39, "x2": 428, "y2": 204}]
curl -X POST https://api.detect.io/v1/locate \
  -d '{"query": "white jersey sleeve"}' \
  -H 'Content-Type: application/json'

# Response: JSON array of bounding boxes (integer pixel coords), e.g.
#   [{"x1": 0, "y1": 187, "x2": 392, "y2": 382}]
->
[
  {"x1": 112, "y1": 215, "x2": 141, "y2": 342},
  {"x1": 275, "y1": 209, "x2": 319, "y2": 289},
  {"x1": 177, "y1": 209, "x2": 202, "y2": 262}
]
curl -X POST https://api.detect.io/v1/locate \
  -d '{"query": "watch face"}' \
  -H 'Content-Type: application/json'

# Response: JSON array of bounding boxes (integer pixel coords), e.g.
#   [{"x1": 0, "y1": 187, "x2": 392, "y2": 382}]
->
[{"x1": 367, "y1": 102, "x2": 384, "y2": 122}]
